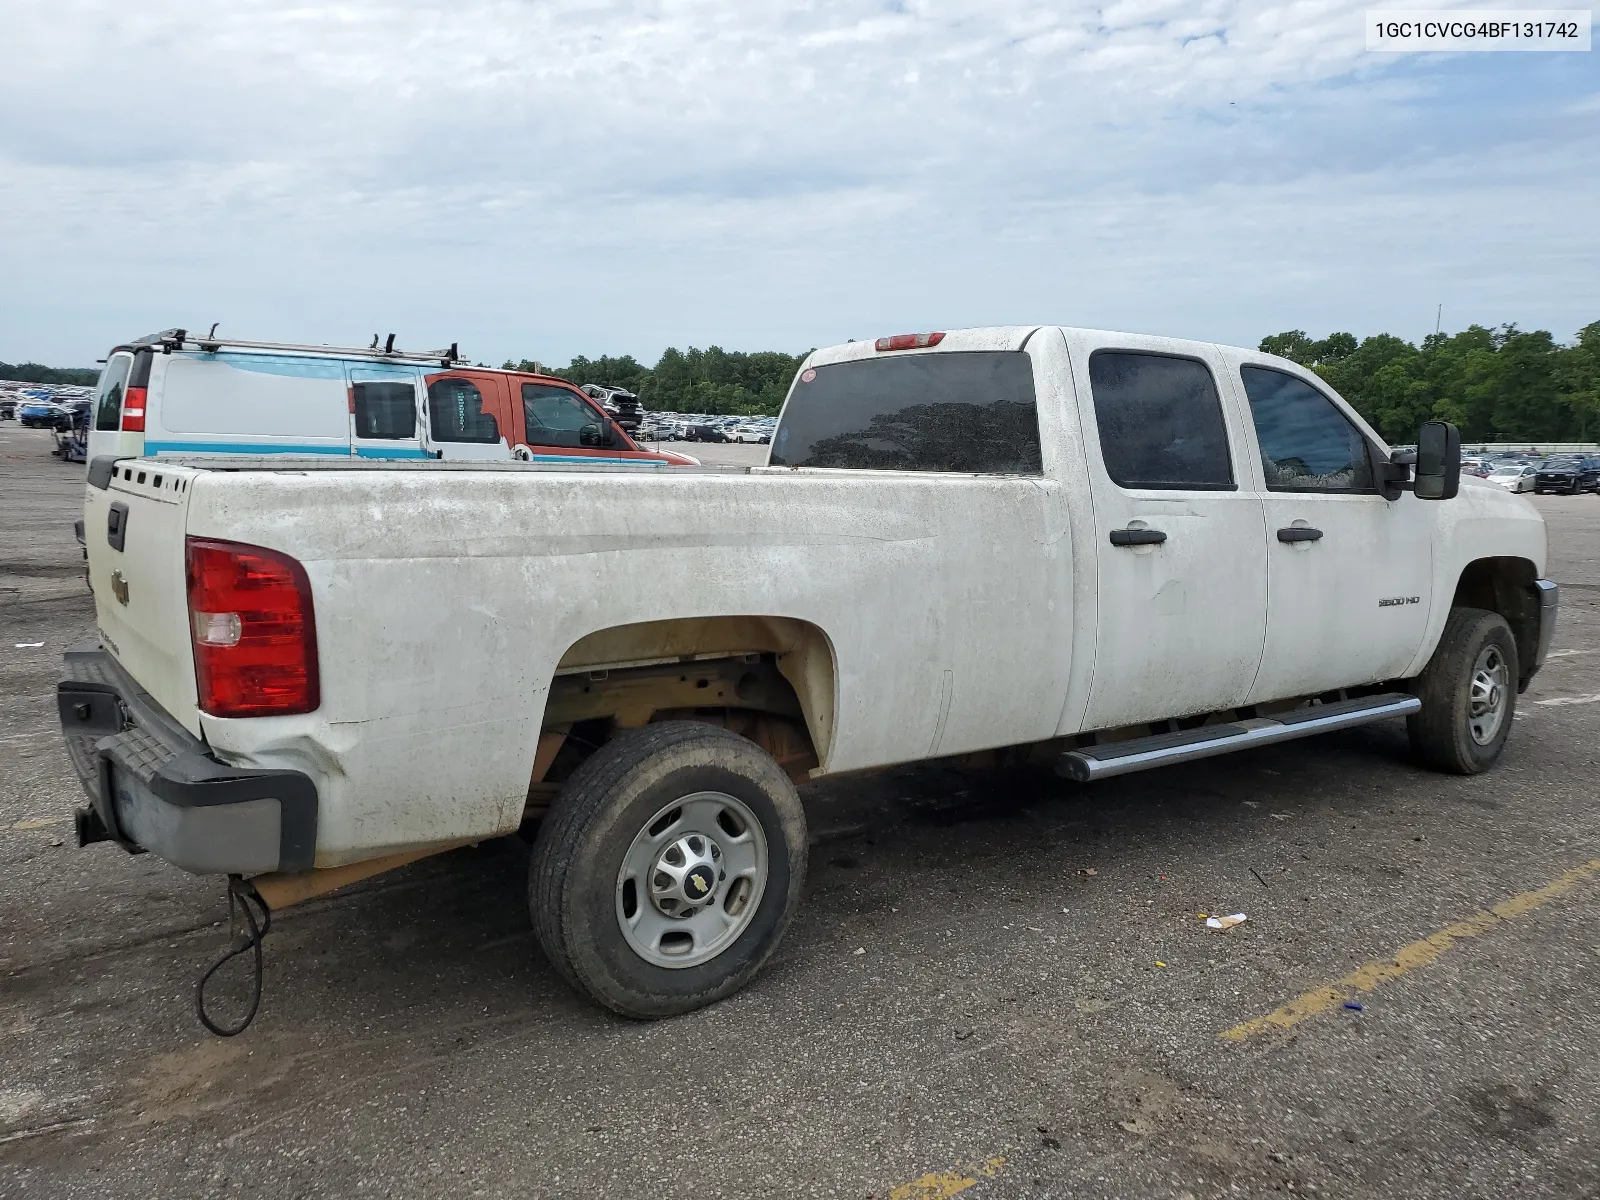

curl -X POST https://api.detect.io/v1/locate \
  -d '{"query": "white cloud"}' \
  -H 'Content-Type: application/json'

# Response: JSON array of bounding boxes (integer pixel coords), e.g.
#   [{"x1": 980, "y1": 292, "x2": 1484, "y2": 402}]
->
[{"x1": 0, "y1": 0, "x2": 1594, "y2": 365}]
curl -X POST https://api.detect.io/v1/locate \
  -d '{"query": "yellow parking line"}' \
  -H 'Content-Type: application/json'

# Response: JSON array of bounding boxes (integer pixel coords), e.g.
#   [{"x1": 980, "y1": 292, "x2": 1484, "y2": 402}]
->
[
  {"x1": 1221, "y1": 858, "x2": 1600, "y2": 1042},
  {"x1": 888, "y1": 1155, "x2": 1007, "y2": 1200}
]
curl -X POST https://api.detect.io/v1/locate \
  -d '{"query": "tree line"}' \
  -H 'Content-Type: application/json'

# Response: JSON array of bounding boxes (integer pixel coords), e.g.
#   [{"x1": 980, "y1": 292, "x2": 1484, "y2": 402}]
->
[
  {"x1": 0, "y1": 361, "x2": 99, "y2": 386},
  {"x1": 506, "y1": 346, "x2": 807, "y2": 416},
  {"x1": 517, "y1": 318, "x2": 1600, "y2": 438},
  {"x1": 1260, "y1": 321, "x2": 1600, "y2": 444}
]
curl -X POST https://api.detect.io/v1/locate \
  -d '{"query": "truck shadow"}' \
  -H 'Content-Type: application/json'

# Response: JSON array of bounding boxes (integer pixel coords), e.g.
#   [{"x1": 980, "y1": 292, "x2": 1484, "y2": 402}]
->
[{"x1": 247, "y1": 719, "x2": 1434, "y2": 1028}]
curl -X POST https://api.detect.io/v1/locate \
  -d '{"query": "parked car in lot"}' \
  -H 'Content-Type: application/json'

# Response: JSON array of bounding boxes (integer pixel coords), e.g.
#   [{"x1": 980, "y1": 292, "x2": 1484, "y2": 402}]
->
[
  {"x1": 1486, "y1": 464, "x2": 1537, "y2": 493},
  {"x1": 59, "y1": 324, "x2": 1555, "y2": 1030},
  {"x1": 580, "y1": 385, "x2": 645, "y2": 435},
  {"x1": 85, "y1": 331, "x2": 698, "y2": 468},
  {"x1": 19, "y1": 401, "x2": 70, "y2": 428},
  {"x1": 1533, "y1": 455, "x2": 1600, "y2": 494},
  {"x1": 683, "y1": 422, "x2": 729, "y2": 442}
]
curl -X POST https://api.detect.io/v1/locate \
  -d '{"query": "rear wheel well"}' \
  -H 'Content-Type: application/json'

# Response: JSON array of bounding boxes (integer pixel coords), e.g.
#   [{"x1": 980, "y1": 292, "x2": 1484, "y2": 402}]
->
[
  {"x1": 1451, "y1": 557, "x2": 1540, "y2": 684},
  {"x1": 530, "y1": 618, "x2": 837, "y2": 803}
]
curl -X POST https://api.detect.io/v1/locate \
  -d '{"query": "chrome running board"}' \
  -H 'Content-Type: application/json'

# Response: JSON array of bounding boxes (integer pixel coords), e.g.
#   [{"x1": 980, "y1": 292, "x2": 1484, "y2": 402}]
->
[{"x1": 1054, "y1": 693, "x2": 1421, "y2": 783}]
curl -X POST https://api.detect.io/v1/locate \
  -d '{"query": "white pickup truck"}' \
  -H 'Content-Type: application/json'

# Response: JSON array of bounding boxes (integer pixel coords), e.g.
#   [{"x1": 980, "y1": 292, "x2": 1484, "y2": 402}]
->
[{"x1": 59, "y1": 325, "x2": 1557, "y2": 1026}]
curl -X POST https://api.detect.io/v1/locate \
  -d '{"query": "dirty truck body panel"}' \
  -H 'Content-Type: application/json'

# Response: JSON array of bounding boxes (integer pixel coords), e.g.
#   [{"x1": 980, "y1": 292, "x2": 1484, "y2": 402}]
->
[{"x1": 65, "y1": 326, "x2": 1550, "y2": 877}]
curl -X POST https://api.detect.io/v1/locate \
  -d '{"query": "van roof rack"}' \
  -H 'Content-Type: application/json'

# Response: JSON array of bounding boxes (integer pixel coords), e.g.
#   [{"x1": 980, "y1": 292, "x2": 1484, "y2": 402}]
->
[{"x1": 140, "y1": 328, "x2": 465, "y2": 368}]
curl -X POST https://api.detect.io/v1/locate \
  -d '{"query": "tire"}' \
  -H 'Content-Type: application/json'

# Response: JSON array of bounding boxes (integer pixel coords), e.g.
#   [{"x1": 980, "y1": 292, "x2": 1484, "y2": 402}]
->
[
  {"x1": 529, "y1": 721, "x2": 808, "y2": 1018},
  {"x1": 1407, "y1": 607, "x2": 1519, "y2": 775}
]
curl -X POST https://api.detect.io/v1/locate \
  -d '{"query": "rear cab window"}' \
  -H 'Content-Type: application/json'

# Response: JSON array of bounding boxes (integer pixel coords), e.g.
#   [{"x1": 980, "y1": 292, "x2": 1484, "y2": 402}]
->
[
  {"x1": 1087, "y1": 351, "x2": 1234, "y2": 490},
  {"x1": 770, "y1": 351, "x2": 1042, "y2": 473}
]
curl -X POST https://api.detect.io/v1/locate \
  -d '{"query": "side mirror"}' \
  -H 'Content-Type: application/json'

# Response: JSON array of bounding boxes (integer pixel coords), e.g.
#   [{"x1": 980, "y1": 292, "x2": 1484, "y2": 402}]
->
[
  {"x1": 1414, "y1": 420, "x2": 1461, "y2": 500},
  {"x1": 579, "y1": 422, "x2": 604, "y2": 448}
]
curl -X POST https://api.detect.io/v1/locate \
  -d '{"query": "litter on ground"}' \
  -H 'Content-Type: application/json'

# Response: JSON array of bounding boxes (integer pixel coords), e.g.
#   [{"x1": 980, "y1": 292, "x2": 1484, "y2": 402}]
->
[{"x1": 1205, "y1": 913, "x2": 1248, "y2": 931}]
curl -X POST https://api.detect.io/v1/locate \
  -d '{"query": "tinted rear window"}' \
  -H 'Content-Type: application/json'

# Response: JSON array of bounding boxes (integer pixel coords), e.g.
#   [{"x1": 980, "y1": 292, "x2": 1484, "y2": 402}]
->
[
  {"x1": 352, "y1": 382, "x2": 417, "y2": 439},
  {"x1": 1088, "y1": 351, "x2": 1234, "y2": 490},
  {"x1": 93, "y1": 354, "x2": 132, "y2": 431},
  {"x1": 770, "y1": 351, "x2": 1041, "y2": 473}
]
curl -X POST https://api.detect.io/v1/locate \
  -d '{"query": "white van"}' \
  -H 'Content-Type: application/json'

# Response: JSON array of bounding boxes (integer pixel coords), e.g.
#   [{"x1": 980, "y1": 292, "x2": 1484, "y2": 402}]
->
[{"x1": 87, "y1": 330, "x2": 696, "y2": 468}]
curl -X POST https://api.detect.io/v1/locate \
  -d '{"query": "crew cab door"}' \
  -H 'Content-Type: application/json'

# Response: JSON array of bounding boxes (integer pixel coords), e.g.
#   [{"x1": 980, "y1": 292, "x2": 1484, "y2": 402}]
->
[
  {"x1": 1066, "y1": 333, "x2": 1268, "y2": 729},
  {"x1": 347, "y1": 365, "x2": 426, "y2": 459},
  {"x1": 423, "y1": 372, "x2": 511, "y2": 460},
  {"x1": 1223, "y1": 357, "x2": 1433, "y2": 702}
]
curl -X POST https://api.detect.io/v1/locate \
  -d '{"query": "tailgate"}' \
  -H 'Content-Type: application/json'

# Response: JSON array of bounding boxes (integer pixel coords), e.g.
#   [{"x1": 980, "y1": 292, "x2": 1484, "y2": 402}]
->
[{"x1": 84, "y1": 460, "x2": 203, "y2": 736}]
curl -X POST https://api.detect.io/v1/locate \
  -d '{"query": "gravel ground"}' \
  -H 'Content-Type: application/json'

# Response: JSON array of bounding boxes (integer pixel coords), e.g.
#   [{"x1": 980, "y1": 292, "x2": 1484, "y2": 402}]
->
[{"x1": 2, "y1": 425, "x2": 1597, "y2": 1199}]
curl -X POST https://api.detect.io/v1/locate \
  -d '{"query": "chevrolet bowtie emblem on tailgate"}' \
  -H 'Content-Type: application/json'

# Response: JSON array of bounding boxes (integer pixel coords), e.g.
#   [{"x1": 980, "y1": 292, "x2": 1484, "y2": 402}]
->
[
  {"x1": 1378, "y1": 596, "x2": 1420, "y2": 608},
  {"x1": 110, "y1": 570, "x2": 130, "y2": 606}
]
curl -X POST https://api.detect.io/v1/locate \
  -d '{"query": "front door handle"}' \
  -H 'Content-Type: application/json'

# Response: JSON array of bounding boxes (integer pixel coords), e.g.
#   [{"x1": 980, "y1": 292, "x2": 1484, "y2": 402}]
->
[
  {"x1": 1109, "y1": 528, "x2": 1167, "y2": 547},
  {"x1": 1277, "y1": 526, "x2": 1324, "y2": 543}
]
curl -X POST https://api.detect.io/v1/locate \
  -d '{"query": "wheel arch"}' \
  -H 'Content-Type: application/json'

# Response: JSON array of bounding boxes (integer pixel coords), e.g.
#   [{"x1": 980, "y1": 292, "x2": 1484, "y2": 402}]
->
[
  {"x1": 548, "y1": 616, "x2": 838, "y2": 773},
  {"x1": 1450, "y1": 556, "x2": 1542, "y2": 686}
]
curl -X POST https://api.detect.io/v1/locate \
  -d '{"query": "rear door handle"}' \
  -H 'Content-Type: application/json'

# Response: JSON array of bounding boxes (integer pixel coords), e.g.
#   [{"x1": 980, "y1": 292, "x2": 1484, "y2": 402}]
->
[
  {"x1": 1277, "y1": 526, "x2": 1324, "y2": 543},
  {"x1": 1109, "y1": 528, "x2": 1167, "y2": 546}
]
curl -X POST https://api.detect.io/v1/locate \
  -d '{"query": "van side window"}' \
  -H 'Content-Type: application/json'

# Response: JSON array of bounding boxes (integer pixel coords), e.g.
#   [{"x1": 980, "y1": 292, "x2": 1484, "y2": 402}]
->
[
  {"x1": 94, "y1": 354, "x2": 132, "y2": 432},
  {"x1": 352, "y1": 383, "x2": 417, "y2": 439},
  {"x1": 1240, "y1": 366, "x2": 1375, "y2": 492},
  {"x1": 769, "y1": 351, "x2": 1042, "y2": 473},
  {"x1": 1088, "y1": 351, "x2": 1234, "y2": 490},
  {"x1": 427, "y1": 378, "x2": 500, "y2": 443},
  {"x1": 522, "y1": 384, "x2": 609, "y2": 449}
]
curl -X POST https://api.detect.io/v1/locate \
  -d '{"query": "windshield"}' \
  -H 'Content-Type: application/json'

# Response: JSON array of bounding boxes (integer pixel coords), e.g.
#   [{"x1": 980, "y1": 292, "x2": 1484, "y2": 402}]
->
[{"x1": 1490, "y1": 467, "x2": 1519, "y2": 476}]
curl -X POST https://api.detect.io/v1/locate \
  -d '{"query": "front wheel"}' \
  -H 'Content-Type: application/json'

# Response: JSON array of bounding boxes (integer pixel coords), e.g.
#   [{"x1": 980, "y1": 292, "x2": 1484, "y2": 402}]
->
[
  {"x1": 1408, "y1": 607, "x2": 1519, "y2": 775},
  {"x1": 529, "y1": 722, "x2": 808, "y2": 1018}
]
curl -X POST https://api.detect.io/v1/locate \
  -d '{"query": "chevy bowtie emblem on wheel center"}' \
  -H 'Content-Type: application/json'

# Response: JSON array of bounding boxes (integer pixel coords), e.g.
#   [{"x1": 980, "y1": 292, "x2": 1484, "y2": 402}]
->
[{"x1": 687, "y1": 866, "x2": 714, "y2": 897}]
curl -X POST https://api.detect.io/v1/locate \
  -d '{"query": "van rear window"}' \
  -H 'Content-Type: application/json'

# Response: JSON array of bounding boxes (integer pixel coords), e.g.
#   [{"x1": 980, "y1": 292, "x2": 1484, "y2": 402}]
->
[
  {"x1": 93, "y1": 354, "x2": 132, "y2": 431},
  {"x1": 770, "y1": 351, "x2": 1041, "y2": 473}
]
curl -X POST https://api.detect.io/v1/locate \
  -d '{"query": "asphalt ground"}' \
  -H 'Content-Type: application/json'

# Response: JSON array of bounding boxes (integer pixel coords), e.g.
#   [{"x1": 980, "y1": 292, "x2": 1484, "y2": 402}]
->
[{"x1": 2, "y1": 424, "x2": 1597, "y2": 1200}]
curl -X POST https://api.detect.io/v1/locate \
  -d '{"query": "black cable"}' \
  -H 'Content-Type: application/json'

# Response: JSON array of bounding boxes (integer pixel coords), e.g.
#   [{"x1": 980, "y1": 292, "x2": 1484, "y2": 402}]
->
[{"x1": 195, "y1": 876, "x2": 272, "y2": 1037}]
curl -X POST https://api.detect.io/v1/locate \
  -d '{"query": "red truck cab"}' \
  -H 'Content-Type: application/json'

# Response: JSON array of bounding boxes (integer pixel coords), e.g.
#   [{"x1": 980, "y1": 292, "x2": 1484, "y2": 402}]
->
[{"x1": 419, "y1": 367, "x2": 697, "y2": 466}]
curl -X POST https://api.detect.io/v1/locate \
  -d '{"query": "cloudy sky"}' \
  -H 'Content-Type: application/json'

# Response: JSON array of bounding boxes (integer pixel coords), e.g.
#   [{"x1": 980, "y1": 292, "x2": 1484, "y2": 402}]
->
[{"x1": 2, "y1": 1, "x2": 1596, "y2": 368}]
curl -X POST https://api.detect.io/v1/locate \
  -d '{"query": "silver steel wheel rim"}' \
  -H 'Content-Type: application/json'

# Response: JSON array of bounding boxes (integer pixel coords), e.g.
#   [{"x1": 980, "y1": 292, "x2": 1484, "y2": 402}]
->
[
  {"x1": 1467, "y1": 644, "x2": 1509, "y2": 746},
  {"x1": 616, "y1": 791, "x2": 769, "y2": 969}
]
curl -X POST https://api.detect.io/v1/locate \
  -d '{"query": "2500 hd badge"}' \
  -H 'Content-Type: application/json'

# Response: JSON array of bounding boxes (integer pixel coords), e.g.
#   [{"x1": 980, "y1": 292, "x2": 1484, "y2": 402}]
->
[{"x1": 1379, "y1": 596, "x2": 1422, "y2": 607}]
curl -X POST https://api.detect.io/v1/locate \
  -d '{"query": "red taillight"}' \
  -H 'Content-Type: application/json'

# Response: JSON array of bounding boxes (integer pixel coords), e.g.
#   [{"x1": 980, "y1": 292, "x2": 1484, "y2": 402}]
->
[
  {"x1": 874, "y1": 332, "x2": 945, "y2": 352},
  {"x1": 121, "y1": 385, "x2": 147, "y2": 432},
  {"x1": 185, "y1": 538, "x2": 319, "y2": 717}
]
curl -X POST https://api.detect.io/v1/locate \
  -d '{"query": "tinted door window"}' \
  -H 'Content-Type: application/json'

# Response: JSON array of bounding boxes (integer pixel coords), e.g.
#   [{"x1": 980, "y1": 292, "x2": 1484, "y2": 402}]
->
[
  {"x1": 1087, "y1": 352, "x2": 1234, "y2": 489},
  {"x1": 522, "y1": 384, "x2": 607, "y2": 449},
  {"x1": 352, "y1": 382, "x2": 417, "y2": 439},
  {"x1": 93, "y1": 354, "x2": 132, "y2": 431},
  {"x1": 770, "y1": 351, "x2": 1041, "y2": 473},
  {"x1": 1240, "y1": 366, "x2": 1374, "y2": 492},
  {"x1": 427, "y1": 378, "x2": 499, "y2": 443}
]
